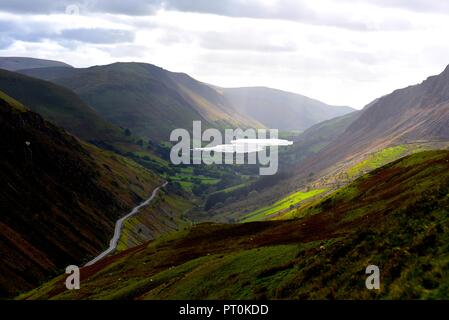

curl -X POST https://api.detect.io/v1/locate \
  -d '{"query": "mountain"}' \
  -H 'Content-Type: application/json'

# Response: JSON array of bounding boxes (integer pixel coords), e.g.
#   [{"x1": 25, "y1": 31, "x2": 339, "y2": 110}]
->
[
  {"x1": 0, "y1": 69, "x2": 128, "y2": 144},
  {"x1": 0, "y1": 91, "x2": 162, "y2": 297},
  {"x1": 20, "y1": 63, "x2": 264, "y2": 141},
  {"x1": 0, "y1": 57, "x2": 72, "y2": 71},
  {"x1": 221, "y1": 87, "x2": 354, "y2": 131},
  {"x1": 293, "y1": 65, "x2": 449, "y2": 181},
  {"x1": 21, "y1": 150, "x2": 449, "y2": 299}
]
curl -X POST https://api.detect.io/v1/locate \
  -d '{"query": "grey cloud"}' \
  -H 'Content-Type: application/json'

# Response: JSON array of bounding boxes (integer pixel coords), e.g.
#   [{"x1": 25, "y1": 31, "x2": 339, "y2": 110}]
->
[
  {"x1": 0, "y1": 36, "x2": 13, "y2": 49},
  {"x1": 0, "y1": 0, "x2": 415, "y2": 31},
  {"x1": 60, "y1": 28, "x2": 135, "y2": 44},
  {"x1": 163, "y1": 0, "x2": 412, "y2": 31},
  {"x1": 90, "y1": 0, "x2": 159, "y2": 15},
  {"x1": 0, "y1": 0, "x2": 159, "y2": 15},
  {"x1": 0, "y1": 20, "x2": 55, "y2": 43},
  {"x1": 166, "y1": 0, "x2": 449, "y2": 16},
  {"x1": 0, "y1": 0, "x2": 73, "y2": 14},
  {"x1": 351, "y1": 0, "x2": 449, "y2": 13},
  {"x1": 0, "y1": 18, "x2": 134, "y2": 46}
]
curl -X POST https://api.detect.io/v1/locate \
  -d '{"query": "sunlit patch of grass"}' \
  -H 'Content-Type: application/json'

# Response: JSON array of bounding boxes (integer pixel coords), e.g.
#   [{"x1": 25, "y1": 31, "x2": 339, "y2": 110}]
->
[
  {"x1": 242, "y1": 189, "x2": 327, "y2": 222},
  {"x1": 347, "y1": 145, "x2": 408, "y2": 178},
  {"x1": 0, "y1": 90, "x2": 27, "y2": 112},
  {"x1": 141, "y1": 244, "x2": 302, "y2": 300}
]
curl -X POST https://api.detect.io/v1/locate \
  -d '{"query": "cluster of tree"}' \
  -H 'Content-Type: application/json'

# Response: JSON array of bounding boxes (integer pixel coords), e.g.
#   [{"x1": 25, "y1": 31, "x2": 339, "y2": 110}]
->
[{"x1": 147, "y1": 140, "x2": 171, "y2": 160}]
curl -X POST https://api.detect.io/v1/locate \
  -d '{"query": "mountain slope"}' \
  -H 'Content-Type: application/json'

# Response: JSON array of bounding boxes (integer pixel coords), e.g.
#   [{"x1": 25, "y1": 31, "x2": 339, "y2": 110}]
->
[
  {"x1": 0, "y1": 91, "x2": 162, "y2": 297},
  {"x1": 298, "y1": 65, "x2": 449, "y2": 179},
  {"x1": 0, "y1": 57, "x2": 72, "y2": 71},
  {"x1": 21, "y1": 150, "x2": 449, "y2": 299},
  {"x1": 20, "y1": 63, "x2": 264, "y2": 141},
  {"x1": 0, "y1": 69, "x2": 127, "y2": 144},
  {"x1": 222, "y1": 87, "x2": 354, "y2": 131},
  {"x1": 288, "y1": 111, "x2": 361, "y2": 163}
]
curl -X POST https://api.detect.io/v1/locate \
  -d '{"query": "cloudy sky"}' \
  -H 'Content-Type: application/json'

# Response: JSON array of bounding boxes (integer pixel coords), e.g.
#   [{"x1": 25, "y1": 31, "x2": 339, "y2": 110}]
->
[{"x1": 2, "y1": 0, "x2": 449, "y2": 108}]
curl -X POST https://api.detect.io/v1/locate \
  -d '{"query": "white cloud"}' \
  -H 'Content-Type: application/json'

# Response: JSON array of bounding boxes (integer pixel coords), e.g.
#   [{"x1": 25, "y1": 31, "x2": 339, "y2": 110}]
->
[{"x1": 1, "y1": 1, "x2": 449, "y2": 109}]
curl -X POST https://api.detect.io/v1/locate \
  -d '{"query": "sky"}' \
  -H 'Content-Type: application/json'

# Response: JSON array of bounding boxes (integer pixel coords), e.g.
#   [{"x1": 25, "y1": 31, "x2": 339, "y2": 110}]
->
[{"x1": 2, "y1": 0, "x2": 449, "y2": 109}]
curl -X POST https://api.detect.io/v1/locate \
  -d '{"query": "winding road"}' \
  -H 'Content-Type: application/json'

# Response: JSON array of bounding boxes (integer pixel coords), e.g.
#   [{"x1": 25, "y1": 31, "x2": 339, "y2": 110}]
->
[{"x1": 84, "y1": 181, "x2": 168, "y2": 267}]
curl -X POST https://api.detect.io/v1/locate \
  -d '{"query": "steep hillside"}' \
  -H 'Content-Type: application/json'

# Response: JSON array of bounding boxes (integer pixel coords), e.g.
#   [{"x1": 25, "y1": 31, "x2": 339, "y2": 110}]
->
[
  {"x1": 288, "y1": 111, "x2": 360, "y2": 163},
  {"x1": 21, "y1": 150, "x2": 449, "y2": 299},
  {"x1": 0, "y1": 91, "x2": 162, "y2": 297},
  {"x1": 298, "y1": 65, "x2": 449, "y2": 179},
  {"x1": 222, "y1": 87, "x2": 354, "y2": 131},
  {"x1": 20, "y1": 63, "x2": 263, "y2": 141},
  {"x1": 0, "y1": 69, "x2": 127, "y2": 144},
  {"x1": 0, "y1": 57, "x2": 72, "y2": 71}
]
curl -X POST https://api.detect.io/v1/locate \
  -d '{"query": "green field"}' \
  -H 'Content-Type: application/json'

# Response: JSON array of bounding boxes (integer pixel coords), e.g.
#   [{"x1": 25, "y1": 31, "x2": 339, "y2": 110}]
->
[
  {"x1": 347, "y1": 145, "x2": 408, "y2": 178},
  {"x1": 0, "y1": 90, "x2": 27, "y2": 112},
  {"x1": 242, "y1": 189, "x2": 327, "y2": 222},
  {"x1": 169, "y1": 167, "x2": 221, "y2": 191}
]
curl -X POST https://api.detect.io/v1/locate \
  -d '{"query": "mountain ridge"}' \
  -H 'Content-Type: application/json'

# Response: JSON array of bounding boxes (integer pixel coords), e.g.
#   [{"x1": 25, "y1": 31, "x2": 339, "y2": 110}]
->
[
  {"x1": 0, "y1": 69, "x2": 127, "y2": 144},
  {"x1": 19, "y1": 62, "x2": 264, "y2": 140},
  {"x1": 0, "y1": 57, "x2": 72, "y2": 71},
  {"x1": 222, "y1": 86, "x2": 354, "y2": 131}
]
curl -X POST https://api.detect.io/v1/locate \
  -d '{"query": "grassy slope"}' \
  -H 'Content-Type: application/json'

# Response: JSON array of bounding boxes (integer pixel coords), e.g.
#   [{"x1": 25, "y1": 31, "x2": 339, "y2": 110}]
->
[
  {"x1": 242, "y1": 189, "x2": 327, "y2": 222},
  {"x1": 22, "y1": 150, "x2": 449, "y2": 299},
  {"x1": 346, "y1": 145, "x2": 408, "y2": 178},
  {"x1": 116, "y1": 191, "x2": 193, "y2": 251},
  {"x1": 0, "y1": 69, "x2": 124, "y2": 143},
  {"x1": 168, "y1": 72, "x2": 263, "y2": 129},
  {"x1": 0, "y1": 92, "x2": 163, "y2": 297},
  {"x1": 0, "y1": 90, "x2": 27, "y2": 112},
  {"x1": 0, "y1": 69, "x2": 170, "y2": 188},
  {"x1": 234, "y1": 143, "x2": 440, "y2": 223}
]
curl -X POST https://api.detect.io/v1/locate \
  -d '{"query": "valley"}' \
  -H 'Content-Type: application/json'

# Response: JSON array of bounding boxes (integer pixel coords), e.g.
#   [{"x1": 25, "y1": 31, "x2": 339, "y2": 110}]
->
[
  {"x1": 1, "y1": 56, "x2": 449, "y2": 301},
  {"x1": 18, "y1": 150, "x2": 449, "y2": 299}
]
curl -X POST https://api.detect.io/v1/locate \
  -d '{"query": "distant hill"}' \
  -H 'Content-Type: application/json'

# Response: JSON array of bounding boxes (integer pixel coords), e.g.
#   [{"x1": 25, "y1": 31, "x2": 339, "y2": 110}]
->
[
  {"x1": 20, "y1": 63, "x2": 264, "y2": 141},
  {"x1": 0, "y1": 91, "x2": 161, "y2": 297},
  {"x1": 221, "y1": 87, "x2": 354, "y2": 131},
  {"x1": 0, "y1": 69, "x2": 127, "y2": 144},
  {"x1": 0, "y1": 57, "x2": 72, "y2": 71},
  {"x1": 21, "y1": 150, "x2": 449, "y2": 299},
  {"x1": 289, "y1": 111, "x2": 361, "y2": 162}
]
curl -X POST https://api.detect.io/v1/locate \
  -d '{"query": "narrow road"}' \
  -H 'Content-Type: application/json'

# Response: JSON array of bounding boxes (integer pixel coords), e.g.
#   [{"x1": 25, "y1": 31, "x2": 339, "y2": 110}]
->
[{"x1": 84, "y1": 181, "x2": 168, "y2": 267}]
